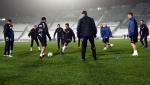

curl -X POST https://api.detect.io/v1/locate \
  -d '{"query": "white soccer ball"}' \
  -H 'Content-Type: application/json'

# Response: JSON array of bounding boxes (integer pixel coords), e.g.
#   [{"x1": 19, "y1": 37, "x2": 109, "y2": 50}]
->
[{"x1": 48, "y1": 52, "x2": 53, "y2": 57}]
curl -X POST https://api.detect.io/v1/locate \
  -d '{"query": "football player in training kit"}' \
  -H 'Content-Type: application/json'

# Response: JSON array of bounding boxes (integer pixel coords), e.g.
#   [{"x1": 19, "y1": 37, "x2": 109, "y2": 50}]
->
[
  {"x1": 139, "y1": 20, "x2": 149, "y2": 48},
  {"x1": 9, "y1": 24, "x2": 14, "y2": 54},
  {"x1": 62, "y1": 23, "x2": 76, "y2": 53},
  {"x1": 128, "y1": 12, "x2": 138, "y2": 56},
  {"x1": 100, "y1": 23, "x2": 114, "y2": 50},
  {"x1": 28, "y1": 25, "x2": 40, "y2": 51},
  {"x1": 37, "y1": 17, "x2": 51, "y2": 58},
  {"x1": 3, "y1": 19, "x2": 13, "y2": 57},
  {"x1": 54, "y1": 24, "x2": 64, "y2": 51}
]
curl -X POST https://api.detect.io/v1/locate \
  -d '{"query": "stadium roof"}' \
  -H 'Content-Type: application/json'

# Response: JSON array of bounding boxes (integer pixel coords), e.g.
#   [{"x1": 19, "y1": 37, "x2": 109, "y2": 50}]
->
[{"x1": 0, "y1": 0, "x2": 149, "y2": 17}]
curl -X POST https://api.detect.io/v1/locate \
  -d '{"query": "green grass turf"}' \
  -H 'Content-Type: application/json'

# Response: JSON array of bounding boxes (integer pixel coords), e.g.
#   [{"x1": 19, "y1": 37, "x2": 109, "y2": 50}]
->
[{"x1": 0, "y1": 39, "x2": 150, "y2": 85}]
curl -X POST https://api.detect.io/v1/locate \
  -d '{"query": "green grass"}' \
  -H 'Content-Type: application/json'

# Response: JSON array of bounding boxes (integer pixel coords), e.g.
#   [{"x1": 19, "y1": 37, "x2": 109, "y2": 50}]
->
[{"x1": 0, "y1": 39, "x2": 150, "y2": 85}]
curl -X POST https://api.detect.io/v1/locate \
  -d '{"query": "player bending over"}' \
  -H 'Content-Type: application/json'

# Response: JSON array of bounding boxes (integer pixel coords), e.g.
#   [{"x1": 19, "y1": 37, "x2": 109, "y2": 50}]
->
[
  {"x1": 62, "y1": 23, "x2": 76, "y2": 53},
  {"x1": 37, "y1": 17, "x2": 51, "y2": 58},
  {"x1": 100, "y1": 23, "x2": 114, "y2": 50},
  {"x1": 28, "y1": 25, "x2": 40, "y2": 51}
]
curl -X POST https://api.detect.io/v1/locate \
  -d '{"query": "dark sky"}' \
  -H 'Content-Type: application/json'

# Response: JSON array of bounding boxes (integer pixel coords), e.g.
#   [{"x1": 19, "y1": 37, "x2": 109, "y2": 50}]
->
[{"x1": 0, "y1": 0, "x2": 149, "y2": 17}]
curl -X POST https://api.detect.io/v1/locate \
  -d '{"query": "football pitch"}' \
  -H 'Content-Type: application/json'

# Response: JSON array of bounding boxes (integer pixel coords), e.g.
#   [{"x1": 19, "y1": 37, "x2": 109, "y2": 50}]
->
[{"x1": 0, "y1": 39, "x2": 150, "y2": 85}]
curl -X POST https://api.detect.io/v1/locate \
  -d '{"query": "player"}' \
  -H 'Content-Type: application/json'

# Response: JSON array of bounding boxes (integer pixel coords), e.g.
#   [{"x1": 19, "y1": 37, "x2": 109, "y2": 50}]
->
[
  {"x1": 28, "y1": 25, "x2": 40, "y2": 51},
  {"x1": 9, "y1": 24, "x2": 14, "y2": 54},
  {"x1": 77, "y1": 11, "x2": 97, "y2": 61},
  {"x1": 3, "y1": 19, "x2": 13, "y2": 57},
  {"x1": 37, "y1": 17, "x2": 51, "y2": 58},
  {"x1": 128, "y1": 12, "x2": 138, "y2": 56},
  {"x1": 100, "y1": 23, "x2": 114, "y2": 50},
  {"x1": 54, "y1": 24, "x2": 64, "y2": 51},
  {"x1": 139, "y1": 20, "x2": 149, "y2": 48},
  {"x1": 62, "y1": 23, "x2": 76, "y2": 53}
]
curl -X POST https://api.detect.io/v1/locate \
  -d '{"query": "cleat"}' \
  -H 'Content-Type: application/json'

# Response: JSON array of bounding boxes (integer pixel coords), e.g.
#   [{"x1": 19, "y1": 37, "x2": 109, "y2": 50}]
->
[
  {"x1": 8, "y1": 55, "x2": 13, "y2": 58},
  {"x1": 132, "y1": 51, "x2": 138, "y2": 57},
  {"x1": 132, "y1": 53, "x2": 138, "y2": 56}
]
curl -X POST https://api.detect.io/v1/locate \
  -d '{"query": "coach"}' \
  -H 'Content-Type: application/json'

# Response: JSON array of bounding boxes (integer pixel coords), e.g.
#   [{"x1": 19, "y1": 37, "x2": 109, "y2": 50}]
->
[{"x1": 77, "y1": 11, "x2": 97, "y2": 61}]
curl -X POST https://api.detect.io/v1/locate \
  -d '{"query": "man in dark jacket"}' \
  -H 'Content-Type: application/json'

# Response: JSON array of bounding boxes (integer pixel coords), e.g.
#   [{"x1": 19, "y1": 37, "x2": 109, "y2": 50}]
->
[
  {"x1": 37, "y1": 17, "x2": 51, "y2": 58},
  {"x1": 3, "y1": 19, "x2": 13, "y2": 57},
  {"x1": 77, "y1": 11, "x2": 97, "y2": 61},
  {"x1": 28, "y1": 25, "x2": 40, "y2": 51},
  {"x1": 128, "y1": 12, "x2": 138, "y2": 56},
  {"x1": 62, "y1": 23, "x2": 76, "y2": 53},
  {"x1": 54, "y1": 24, "x2": 64, "y2": 50},
  {"x1": 139, "y1": 20, "x2": 149, "y2": 48}
]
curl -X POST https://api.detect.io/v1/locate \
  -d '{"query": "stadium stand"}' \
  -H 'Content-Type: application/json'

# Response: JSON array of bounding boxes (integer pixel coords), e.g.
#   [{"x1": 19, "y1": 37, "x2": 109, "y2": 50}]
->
[{"x1": 0, "y1": 3, "x2": 150, "y2": 41}]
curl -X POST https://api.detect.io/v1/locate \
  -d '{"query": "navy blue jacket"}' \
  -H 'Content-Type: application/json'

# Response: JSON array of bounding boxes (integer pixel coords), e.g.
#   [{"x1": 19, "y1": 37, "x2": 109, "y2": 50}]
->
[
  {"x1": 100, "y1": 26, "x2": 112, "y2": 39},
  {"x1": 77, "y1": 16, "x2": 97, "y2": 38},
  {"x1": 28, "y1": 28, "x2": 38, "y2": 39},
  {"x1": 54, "y1": 27, "x2": 64, "y2": 38},
  {"x1": 37, "y1": 22, "x2": 51, "y2": 40},
  {"x1": 10, "y1": 25, "x2": 14, "y2": 40},
  {"x1": 63, "y1": 28, "x2": 75, "y2": 41},
  {"x1": 3, "y1": 23, "x2": 12, "y2": 39},
  {"x1": 140, "y1": 24, "x2": 149, "y2": 37},
  {"x1": 128, "y1": 17, "x2": 138, "y2": 37}
]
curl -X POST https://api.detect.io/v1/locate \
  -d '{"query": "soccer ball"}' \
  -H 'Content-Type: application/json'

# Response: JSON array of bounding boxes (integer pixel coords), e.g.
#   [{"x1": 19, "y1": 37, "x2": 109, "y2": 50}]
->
[{"x1": 48, "y1": 52, "x2": 53, "y2": 57}]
